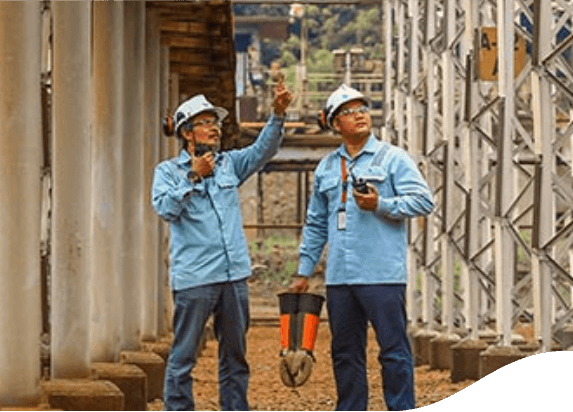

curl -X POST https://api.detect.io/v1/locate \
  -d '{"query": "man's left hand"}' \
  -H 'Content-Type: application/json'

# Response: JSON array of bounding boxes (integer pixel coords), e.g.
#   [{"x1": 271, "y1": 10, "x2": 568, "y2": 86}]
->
[{"x1": 353, "y1": 184, "x2": 378, "y2": 211}]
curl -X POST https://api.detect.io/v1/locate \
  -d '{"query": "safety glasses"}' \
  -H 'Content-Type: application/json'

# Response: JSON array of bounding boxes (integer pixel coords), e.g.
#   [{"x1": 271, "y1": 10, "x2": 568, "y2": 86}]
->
[
  {"x1": 337, "y1": 105, "x2": 370, "y2": 118},
  {"x1": 192, "y1": 118, "x2": 221, "y2": 128}
]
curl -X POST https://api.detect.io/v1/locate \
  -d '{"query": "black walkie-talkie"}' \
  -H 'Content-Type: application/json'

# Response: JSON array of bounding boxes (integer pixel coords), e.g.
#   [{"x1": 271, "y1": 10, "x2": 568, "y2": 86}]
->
[
  {"x1": 194, "y1": 144, "x2": 212, "y2": 157},
  {"x1": 194, "y1": 144, "x2": 215, "y2": 178},
  {"x1": 352, "y1": 174, "x2": 369, "y2": 194}
]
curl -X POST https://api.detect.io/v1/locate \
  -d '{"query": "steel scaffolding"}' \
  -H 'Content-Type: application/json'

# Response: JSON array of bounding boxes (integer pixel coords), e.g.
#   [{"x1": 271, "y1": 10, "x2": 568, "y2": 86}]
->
[{"x1": 383, "y1": 0, "x2": 573, "y2": 351}]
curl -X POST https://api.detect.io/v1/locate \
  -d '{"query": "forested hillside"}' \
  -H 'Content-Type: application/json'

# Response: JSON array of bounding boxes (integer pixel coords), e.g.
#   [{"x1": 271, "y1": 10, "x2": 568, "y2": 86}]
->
[{"x1": 233, "y1": 3, "x2": 383, "y2": 70}]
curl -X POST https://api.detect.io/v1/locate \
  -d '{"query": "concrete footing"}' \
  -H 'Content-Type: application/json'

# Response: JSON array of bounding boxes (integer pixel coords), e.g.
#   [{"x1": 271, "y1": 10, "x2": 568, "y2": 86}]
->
[
  {"x1": 478, "y1": 329, "x2": 498, "y2": 344},
  {"x1": 42, "y1": 379, "x2": 124, "y2": 411},
  {"x1": 143, "y1": 341, "x2": 171, "y2": 363},
  {"x1": 412, "y1": 329, "x2": 440, "y2": 365},
  {"x1": 517, "y1": 341, "x2": 562, "y2": 353},
  {"x1": 92, "y1": 362, "x2": 147, "y2": 411},
  {"x1": 120, "y1": 350, "x2": 165, "y2": 402},
  {"x1": 555, "y1": 324, "x2": 573, "y2": 349},
  {"x1": 479, "y1": 345, "x2": 526, "y2": 378},
  {"x1": 429, "y1": 333, "x2": 461, "y2": 370},
  {"x1": 450, "y1": 339, "x2": 489, "y2": 382},
  {"x1": 0, "y1": 406, "x2": 55, "y2": 411}
]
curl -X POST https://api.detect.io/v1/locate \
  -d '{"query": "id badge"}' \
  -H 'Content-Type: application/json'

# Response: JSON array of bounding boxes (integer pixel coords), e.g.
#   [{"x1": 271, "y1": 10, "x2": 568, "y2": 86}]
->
[{"x1": 337, "y1": 210, "x2": 346, "y2": 230}]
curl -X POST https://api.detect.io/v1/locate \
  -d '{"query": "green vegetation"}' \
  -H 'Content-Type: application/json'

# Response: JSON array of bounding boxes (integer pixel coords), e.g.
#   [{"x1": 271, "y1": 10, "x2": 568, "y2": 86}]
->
[
  {"x1": 249, "y1": 235, "x2": 300, "y2": 285},
  {"x1": 234, "y1": 3, "x2": 383, "y2": 70}
]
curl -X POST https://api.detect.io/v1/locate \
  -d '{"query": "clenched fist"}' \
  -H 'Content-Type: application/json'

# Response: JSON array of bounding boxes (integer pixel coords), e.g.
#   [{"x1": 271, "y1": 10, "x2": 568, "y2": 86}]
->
[{"x1": 192, "y1": 152, "x2": 215, "y2": 178}]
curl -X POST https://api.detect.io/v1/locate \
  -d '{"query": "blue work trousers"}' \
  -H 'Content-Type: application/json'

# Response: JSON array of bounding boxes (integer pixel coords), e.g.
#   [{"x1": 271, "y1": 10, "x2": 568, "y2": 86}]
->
[
  {"x1": 163, "y1": 279, "x2": 250, "y2": 411},
  {"x1": 327, "y1": 284, "x2": 415, "y2": 411}
]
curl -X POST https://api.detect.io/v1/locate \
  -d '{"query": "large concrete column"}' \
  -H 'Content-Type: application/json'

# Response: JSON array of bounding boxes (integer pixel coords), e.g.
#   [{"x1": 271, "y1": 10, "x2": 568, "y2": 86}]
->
[
  {"x1": 142, "y1": 9, "x2": 161, "y2": 341},
  {"x1": 0, "y1": 2, "x2": 43, "y2": 403},
  {"x1": 50, "y1": 2, "x2": 92, "y2": 380},
  {"x1": 91, "y1": 1, "x2": 124, "y2": 362},
  {"x1": 121, "y1": 0, "x2": 145, "y2": 351},
  {"x1": 158, "y1": 45, "x2": 171, "y2": 337}
]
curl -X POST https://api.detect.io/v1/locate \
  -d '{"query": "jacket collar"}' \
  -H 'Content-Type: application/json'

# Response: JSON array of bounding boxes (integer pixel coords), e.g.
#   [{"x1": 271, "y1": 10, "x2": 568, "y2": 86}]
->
[
  {"x1": 174, "y1": 148, "x2": 224, "y2": 168},
  {"x1": 175, "y1": 149, "x2": 191, "y2": 166},
  {"x1": 337, "y1": 133, "x2": 378, "y2": 160}
]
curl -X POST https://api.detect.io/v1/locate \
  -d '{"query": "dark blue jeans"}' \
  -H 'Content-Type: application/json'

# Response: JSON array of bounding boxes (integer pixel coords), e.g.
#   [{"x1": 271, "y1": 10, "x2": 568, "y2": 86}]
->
[
  {"x1": 327, "y1": 284, "x2": 415, "y2": 411},
  {"x1": 163, "y1": 279, "x2": 250, "y2": 411}
]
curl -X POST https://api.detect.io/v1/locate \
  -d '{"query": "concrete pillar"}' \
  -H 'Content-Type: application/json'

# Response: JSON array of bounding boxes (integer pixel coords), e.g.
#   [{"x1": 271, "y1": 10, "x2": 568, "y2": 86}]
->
[
  {"x1": 142, "y1": 9, "x2": 161, "y2": 341},
  {"x1": 50, "y1": 1, "x2": 92, "y2": 380},
  {"x1": 0, "y1": 2, "x2": 43, "y2": 403},
  {"x1": 158, "y1": 45, "x2": 172, "y2": 337},
  {"x1": 91, "y1": 1, "x2": 124, "y2": 362},
  {"x1": 121, "y1": 0, "x2": 145, "y2": 351}
]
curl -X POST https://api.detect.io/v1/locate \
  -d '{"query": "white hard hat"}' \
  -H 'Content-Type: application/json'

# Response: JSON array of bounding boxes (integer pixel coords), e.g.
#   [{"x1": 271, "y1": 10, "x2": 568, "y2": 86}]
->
[
  {"x1": 324, "y1": 85, "x2": 370, "y2": 128},
  {"x1": 173, "y1": 94, "x2": 228, "y2": 134}
]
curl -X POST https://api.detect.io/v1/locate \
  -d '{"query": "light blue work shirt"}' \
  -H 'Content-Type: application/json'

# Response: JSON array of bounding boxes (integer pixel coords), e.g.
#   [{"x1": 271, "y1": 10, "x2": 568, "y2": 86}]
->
[
  {"x1": 298, "y1": 134, "x2": 435, "y2": 285},
  {"x1": 152, "y1": 115, "x2": 285, "y2": 291}
]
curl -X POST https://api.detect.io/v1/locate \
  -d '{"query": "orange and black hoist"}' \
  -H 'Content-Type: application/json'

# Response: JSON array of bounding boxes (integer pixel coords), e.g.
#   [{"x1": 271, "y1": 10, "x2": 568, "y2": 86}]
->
[{"x1": 277, "y1": 292, "x2": 325, "y2": 387}]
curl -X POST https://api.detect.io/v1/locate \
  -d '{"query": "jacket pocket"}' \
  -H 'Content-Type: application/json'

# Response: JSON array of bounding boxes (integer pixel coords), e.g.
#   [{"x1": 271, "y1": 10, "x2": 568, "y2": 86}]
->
[
  {"x1": 318, "y1": 176, "x2": 340, "y2": 212},
  {"x1": 215, "y1": 172, "x2": 240, "y2": 208},
  {"x1": 362, "y1": 166, "x2": 394, "y2": 197}
]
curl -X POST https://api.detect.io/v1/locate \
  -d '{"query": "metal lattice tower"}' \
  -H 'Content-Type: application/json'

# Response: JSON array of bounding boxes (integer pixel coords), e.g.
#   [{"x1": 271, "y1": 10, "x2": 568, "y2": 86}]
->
[{"x1": 384, "y1": 0, "x2": 573, "y2": 351}]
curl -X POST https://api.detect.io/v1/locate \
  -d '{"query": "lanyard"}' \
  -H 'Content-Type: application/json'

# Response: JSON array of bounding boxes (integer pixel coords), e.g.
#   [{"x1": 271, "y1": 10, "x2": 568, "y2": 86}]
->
[
  {"x1": 338, "y1": 157, "x2": 348, "y2": 230},
  {"x1": 340, "y1": 156, "x2": 348, "y2": 206}
]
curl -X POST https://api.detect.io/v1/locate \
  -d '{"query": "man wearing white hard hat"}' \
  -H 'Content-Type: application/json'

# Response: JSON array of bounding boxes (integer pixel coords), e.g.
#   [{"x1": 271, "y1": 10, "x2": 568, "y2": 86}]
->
[
  {"x1": 153, "y1": 81, "x2": 292, "y2": 410},
  {"x1": 290, "y1": 84, "x2": 435, "y2": 410}
]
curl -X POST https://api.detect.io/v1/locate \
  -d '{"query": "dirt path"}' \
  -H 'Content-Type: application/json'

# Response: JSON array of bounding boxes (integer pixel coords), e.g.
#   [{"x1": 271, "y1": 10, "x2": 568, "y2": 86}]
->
[{"x1": 159, "y1": 324, "x2": 475, "y2": 411}]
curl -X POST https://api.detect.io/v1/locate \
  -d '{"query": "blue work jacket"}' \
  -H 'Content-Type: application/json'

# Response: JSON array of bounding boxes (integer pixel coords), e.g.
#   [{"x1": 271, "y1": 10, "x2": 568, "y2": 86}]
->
[
  {"x1": 152, "y1": 115, "x2": 285, "y2": 291},
  {"x1": 298, "y1": 134, "x2": 435, "y2": 285}
]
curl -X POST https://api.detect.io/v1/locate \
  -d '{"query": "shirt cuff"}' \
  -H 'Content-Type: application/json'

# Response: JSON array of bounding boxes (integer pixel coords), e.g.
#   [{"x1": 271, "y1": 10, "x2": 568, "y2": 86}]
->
[
  {"x1": 298, "y1": 257, "x2": 316, "y2": 277},
  {"x1": 376, "y1": 196, "x2": 398, "y2": 218},
  {"x1": 270, "y1": 112, "x2": 287, "y2": 122}
]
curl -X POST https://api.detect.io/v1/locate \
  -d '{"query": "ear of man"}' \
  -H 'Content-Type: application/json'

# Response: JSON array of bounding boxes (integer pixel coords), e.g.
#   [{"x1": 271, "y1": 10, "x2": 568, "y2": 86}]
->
[{"x1": 333, "y1": 117, "x2": 341, "y2": 133}]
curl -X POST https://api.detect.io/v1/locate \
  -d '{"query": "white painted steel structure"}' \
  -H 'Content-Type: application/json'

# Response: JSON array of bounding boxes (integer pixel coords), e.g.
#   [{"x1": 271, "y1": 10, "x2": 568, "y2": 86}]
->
[{"x1": 381, "y1": 0, "x2": 573, "y2": 351}]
